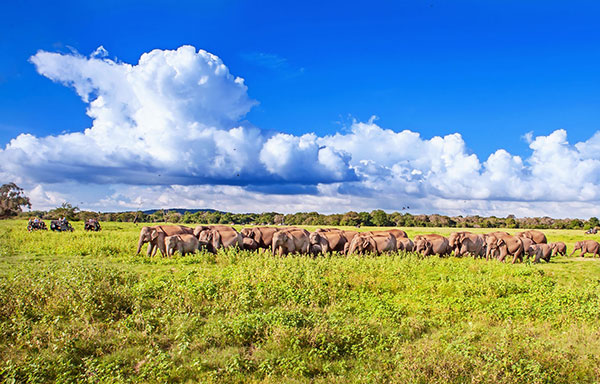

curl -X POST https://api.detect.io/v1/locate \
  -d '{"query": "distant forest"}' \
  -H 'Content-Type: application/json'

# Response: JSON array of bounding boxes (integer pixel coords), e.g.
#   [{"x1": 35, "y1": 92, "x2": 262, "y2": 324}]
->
[{"x1": 21, "y1": 204, "x2": 600, "y2": 230}]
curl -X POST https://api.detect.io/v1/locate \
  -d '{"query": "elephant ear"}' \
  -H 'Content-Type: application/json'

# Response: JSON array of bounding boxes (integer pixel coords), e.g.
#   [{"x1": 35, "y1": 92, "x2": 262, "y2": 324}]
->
[
  {"x1": 212, "y1": 230, "x2": 222, "y2": 247},
  {"x1": 150, "y1": 228, "x2": 159, "y2": 241}
]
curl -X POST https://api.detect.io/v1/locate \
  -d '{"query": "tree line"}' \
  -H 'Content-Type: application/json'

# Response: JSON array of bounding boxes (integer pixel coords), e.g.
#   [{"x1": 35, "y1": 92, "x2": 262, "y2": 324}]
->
[
  {"x1": 17, "y1": 208, "x2": 600, "y2": 230},
  {"x1": 3, "y1": 182, "x2": 599, "y2": 229}
]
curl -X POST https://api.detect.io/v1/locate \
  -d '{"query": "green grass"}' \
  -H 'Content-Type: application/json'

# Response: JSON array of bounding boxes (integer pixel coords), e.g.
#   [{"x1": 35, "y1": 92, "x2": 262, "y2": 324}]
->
[{"x1": 2, "y1": 220, "x2": 600, "y2": 383}]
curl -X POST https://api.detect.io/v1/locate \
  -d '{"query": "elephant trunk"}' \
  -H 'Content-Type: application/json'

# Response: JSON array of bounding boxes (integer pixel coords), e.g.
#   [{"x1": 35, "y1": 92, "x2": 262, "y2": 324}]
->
[
  {"x1": 568, "y1": 248, "x2": 578, "y2": 257},
  {"x1": 136, "y1": 235, "x2": 145, "y2": 254}
]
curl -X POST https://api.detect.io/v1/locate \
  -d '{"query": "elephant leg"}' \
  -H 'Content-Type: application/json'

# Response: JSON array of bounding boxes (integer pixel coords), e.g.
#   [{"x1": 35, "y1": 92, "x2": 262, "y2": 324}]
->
[
  {"x1": 498, "y1": 251, "x2": 505, "y2": 263},
  {"x1": 512, "y1": 251, "x2": 519, "y2": 264}
]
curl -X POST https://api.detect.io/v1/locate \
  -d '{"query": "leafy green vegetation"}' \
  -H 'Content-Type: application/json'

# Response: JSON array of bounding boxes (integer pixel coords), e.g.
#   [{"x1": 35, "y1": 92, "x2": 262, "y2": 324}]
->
[{"x1": 2, "y1": 220, "x2": 600, "y2": 383}]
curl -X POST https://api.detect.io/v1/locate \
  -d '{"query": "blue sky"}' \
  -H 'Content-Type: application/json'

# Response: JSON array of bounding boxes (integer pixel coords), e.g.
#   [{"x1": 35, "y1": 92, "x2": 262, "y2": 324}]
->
[{"x1": 1, "y1": 1, "x2": 600, "y2": 217}]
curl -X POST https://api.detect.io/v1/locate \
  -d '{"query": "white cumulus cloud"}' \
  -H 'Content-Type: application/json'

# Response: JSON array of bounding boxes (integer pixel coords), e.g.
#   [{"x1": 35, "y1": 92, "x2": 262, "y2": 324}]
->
[{"x1": 1, "y1": 45, "x2": 600, "y2": 217}]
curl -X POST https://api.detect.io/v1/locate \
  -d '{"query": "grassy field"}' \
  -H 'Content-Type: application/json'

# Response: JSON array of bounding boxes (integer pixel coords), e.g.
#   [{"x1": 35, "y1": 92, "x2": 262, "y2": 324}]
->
[{"x1": 1, "y1": 220, "x2": 600, "y2": 383}]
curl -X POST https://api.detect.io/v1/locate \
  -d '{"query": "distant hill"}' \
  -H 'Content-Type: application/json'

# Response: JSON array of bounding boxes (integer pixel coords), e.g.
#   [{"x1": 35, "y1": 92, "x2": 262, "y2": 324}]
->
[{"x1": 141, "y1": 208, "x2": 220, "y2": 214}]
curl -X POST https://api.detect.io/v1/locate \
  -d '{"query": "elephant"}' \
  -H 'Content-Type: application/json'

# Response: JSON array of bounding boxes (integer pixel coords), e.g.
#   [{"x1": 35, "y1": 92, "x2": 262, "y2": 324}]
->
[
  {"x1": 196, "y1": 226, "x2": 243, "y2": 253},
  {"x1": 193, "y1": 225, "x2": 236, "y2": 238},
  {"x1": 414, "y1": 236, "x2": 452, "y2": 257},
  {"x1": 347, "y1": 233, "x2": 397, "y2": 255},
  {"x1": 309, "y1": 231, "x2": 347, "y2": 254},
  {"x1": 486, "y1": 235, "x2": 524, "y2": 263},
  {"x1": 448, "y1": 232, "x2": 485, "y2": 258},
  {"x1": 165, "y1": 234, "x2": 200, "y2": 256},
  {"x1": 528, "y1": 243, "x2": 552, "y2": 263},
  {"x1": 136, "y1": 225, "x2": 194, "y2": 257},
  {"x1": 396, "y1": 237, "x2": 414, "y2": 252},
  {"x1": 550, "y1": 242, "x2": 567, "y2": 257},
  {"x1": 242, "y1": 237, "x2": 259, "y2": 251},
  {"x1": 568, "y1": 240, "x2": 600, "y2": 258},
  {"x1": 240, "y1": 227, "x2": 280, "y2": 249},
  {"x1": 309, "y1": 243, "x2": 323, "y2": 256},
  {"x1": 271, "y1": 228, "x2": 310, "y2": 256},
  {"x1": 315, "y1": 228, "x2": 343, "y2": 233},
  {"x1": 519, "y1": 237, "x2": 534, "y2": 259},
  {"x1": 413, "y1": 233, "x2": 447, "y2": 242},
  {"x1": 516, "y1": 230, "x2": 547, "y2": 244},
  {"x1": 483, "y1": 232, "x2": 511, "y2": 259},
  {"x1": 365, "y1": 229, "x2": 408, "y2": 242}
]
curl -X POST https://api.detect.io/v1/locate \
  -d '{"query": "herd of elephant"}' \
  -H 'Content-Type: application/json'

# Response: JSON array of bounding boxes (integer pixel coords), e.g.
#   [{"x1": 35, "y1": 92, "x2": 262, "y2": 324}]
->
[{"x1": 136, "y1": 225, "x2": 600, "y2": 263}]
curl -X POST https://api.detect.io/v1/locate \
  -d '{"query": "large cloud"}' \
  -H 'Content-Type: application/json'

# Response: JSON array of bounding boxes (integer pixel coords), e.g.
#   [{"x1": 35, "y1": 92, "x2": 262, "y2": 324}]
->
[
  {"x1": 1, "y1": 46, "x2": 353, "y2": 186},
  {"x1": 2, "y1": 45, "x2": 600, "y2": 217}
]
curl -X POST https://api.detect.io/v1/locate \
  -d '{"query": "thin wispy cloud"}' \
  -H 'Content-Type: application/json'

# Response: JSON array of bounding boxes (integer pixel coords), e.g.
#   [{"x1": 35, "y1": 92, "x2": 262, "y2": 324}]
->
[{"x1": 241, "y1": 51, "x2": 304, "y2": 77}]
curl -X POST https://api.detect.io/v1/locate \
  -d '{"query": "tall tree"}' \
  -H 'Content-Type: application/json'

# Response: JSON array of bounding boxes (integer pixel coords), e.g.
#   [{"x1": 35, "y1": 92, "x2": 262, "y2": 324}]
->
[{"x1": 0, "y1": 183, "x2": 31, "y2": 218}]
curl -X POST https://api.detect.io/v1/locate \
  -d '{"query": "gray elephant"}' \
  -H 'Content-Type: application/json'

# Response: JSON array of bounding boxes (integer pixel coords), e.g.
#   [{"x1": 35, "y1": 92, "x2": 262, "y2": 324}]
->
[
  {"x1": 165, "y1": 234, "x2": 200, "y2": 256},
  {"x1": 528, "y1": 243, "x2": 552, "y2": 263},
  {"x1": 240, "y1": 227, "x2": 280, "y2": 249},
  {"x1": 412, "y1": 234, "x2": 451, "y2": 257},
  {"x1": 486, "y1": 235, "x2": 524, "y2": 263},
  {"x1": 136, "y1": 225, "x2": 194, "y2": 257},
  {"x1": 347, "y1": 233, "x2": 397, "y2": 255},
  {"x1": 550, "y1": 242, "x2": 567, "y2": 257},
  {"x1": 309, "y1": 231, "x2": 347, "y2": 254},
  {"x1": 520, "y1": 237, "x2": 534, "y2": 259},
  {"x1": 483, "y1": 232, "x2": 511, "y2": 259},
  {"x1": 569, "y1": 240, "x2": 600, "y2": 257},
  {"x1": 242, "y1": 237, "x2": 259, "y2": 251},
  {"x1": 448, "y1": 232, "x2": 485, "y2": 258},
  {"x1": 516, "y1": 229, "x2": 547, "y2": 244},
  {"x1": 271, "y1": 228, "x2": 310, "y2": 256},
  {"x1": 396, "y1": 237, "x2": 414, "y2": 252},
  {"x1": 196, "y1": 226, "x2": 243, "y2": 253},
  {"x1": 414, "y1": 236, "x2": 452, "y2": 257}
]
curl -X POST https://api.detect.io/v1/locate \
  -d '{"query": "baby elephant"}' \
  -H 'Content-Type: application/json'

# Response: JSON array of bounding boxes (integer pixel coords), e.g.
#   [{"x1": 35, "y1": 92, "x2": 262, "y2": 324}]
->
[
  {"x1": 165, "y1": 234, "x2": 200, "y2": 256},
  {"x1": 549, "y1": 242, "x2": 567, "y2": 257},
  {"x1": 529, "y1": 243, "x2": 552, "y2": 263}
]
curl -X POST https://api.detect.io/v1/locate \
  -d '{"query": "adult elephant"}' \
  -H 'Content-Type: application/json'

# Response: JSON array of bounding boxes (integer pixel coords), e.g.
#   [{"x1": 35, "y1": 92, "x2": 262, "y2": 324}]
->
[
  {"x1": 136, "y1": 225, "x2": 193, "y2": 257},
  {"x1": 414, "y1": 236, "x2": 452, "y2": 257},
  {"x1": 272, "y1": 228, "x2": 310, "y2": 256},
  {"x1": 516, "y1": 230, "x2": 547, "y2": 244},
  {"x1": 347, "y1": 233, "x2": 397, "y2": 255},
  {"x1": 315, "y1": 228, "x2": 343, "y2": 233},
  {"x1": 486, "y1": 235, "x2": 524, "y2": 263},
  {"x1": 413, "y1": 233, "x2": 447, "y2": 242},
  {"x1": 196, "y1": 226, "x2": 243, "y2": 253},
  {"x1": 483, "y1": 232, "x2": 511, "y2": 259},
  {"x1": 240, "y1": 227, "x2": 280, "y2": 249},
  {"x1": 366, "y1": 229, "x2": 408, "y2": 241},
  {"x1": 448, "y1": 232, "x2": 485, "y2": 258},
  {"x1": 519, "y1": 237, "x2": 534, "y2": 259},
  {"x1": 550, "y1": 242, "x2": 567, "y2": 257},
  {"x1": 569, "y1": 240, "x2": 600, "y2": 258},
  {"x1": 309, "y1": 231, "x2": 347, "y2": 254}
]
